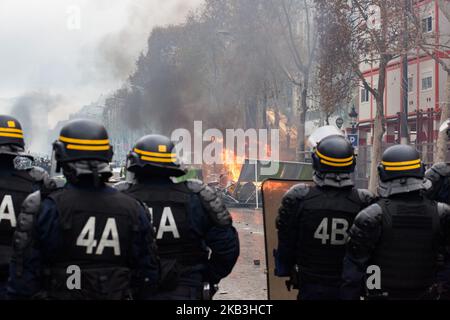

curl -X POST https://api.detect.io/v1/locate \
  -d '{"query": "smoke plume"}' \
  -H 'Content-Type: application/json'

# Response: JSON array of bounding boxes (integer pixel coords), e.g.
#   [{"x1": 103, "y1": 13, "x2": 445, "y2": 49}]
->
[
  {"x1": 9, "y1": 92, "x2": 65, "y2": 154},
  {"x1": 96, "y1": 0, "x2": 204, "y2": 81}
]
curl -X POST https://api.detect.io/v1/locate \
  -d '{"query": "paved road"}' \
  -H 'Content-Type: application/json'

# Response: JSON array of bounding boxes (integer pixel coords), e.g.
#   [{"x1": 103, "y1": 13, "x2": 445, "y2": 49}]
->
[{"x1": 214, "y1": 208, "x2": 268, "y2": 300}]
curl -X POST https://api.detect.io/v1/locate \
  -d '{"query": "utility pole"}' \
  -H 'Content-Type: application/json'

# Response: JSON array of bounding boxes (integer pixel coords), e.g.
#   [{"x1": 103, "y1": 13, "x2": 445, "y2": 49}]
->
[{"x1": 400, "y1": 0, "x2": 411, "y2": 144}]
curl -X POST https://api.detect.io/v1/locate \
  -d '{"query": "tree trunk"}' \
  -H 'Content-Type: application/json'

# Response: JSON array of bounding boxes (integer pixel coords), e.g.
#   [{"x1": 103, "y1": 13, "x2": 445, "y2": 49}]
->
[
  {"x1": 435, "y1": 70, "x2": 450, "y2": 163},
  {"x1": 262, "y1": 88, "x2": 268, "y2": 130},
  {"x1": 368, "y1": 60, "x2": 388, "y2": 194},
  {"x1": 296, "y1": 72, "x2": 310, "y2": 162},
  {"x1": 297, "y1": 82, "x2": 308, "y2": 162}
]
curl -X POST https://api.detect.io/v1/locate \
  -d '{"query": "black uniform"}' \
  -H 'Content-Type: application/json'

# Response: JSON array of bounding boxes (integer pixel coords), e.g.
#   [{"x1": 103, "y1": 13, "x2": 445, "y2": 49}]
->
[
  {"x1": 276, "y1": 183, "x2": 375, "y2": 299},
  {"x1": 275, "y1": 134, "x2": 375, "y2": 300},
  {"x1": 425, "y1": 163, "x2": 450, "y2": 203},
  {"x1": 0, "y1": 115, "x2": 53, "y2": 298},
  {"x1": 342, "y1": 144, "x2": 450, "y2": 300},
  {"x1": 119, "y1": 134, "x2": 239, "y2": 300},
  {"x1": 8, "y1": 119, "x2": 159, "y2": 299},
  {"x1": 425, "y1": 120, "x2": 450, "y2": 204}
]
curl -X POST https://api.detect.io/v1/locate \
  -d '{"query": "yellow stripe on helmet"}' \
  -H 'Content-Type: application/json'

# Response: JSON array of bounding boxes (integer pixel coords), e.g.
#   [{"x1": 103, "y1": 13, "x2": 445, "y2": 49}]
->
[
  {"x1": 59, "y1": 136, "x2": 110, "y2": 145},
  {"x1": 0, "y1": 132, "x2": 24, "y2": 139},
  {"x1": 134, "y1": 148, "x2": 175, "y2": 158},
  {"x1": 141, "y1": 155, "x2": 176, "y2": 163},
  {"x1": 384, "y1": 164, "x2": 421, "y2": 171},
  {"x1": 316, "y1": 150, "x2": 353, "y2": 163},
  {"x1": 320, "y1": 159, "x2": 354, "y2": 167},
  {"x1": 0, "y1": 128, "x2": 23, "y2": 134},
  {"x1": 381, "y1": 159, "x2": 421, "y2": 167},
  {"x1": 67, "y1": 144, "x2": 111, "y2": 151}
]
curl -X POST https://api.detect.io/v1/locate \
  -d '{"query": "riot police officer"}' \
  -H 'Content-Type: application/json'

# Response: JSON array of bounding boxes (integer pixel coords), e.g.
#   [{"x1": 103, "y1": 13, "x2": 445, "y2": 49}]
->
[
  {"x1": 116, "y1": 134, "x2": 239, "y2": 300},
  {"x1": 426, "y1": 119, "x2": 450, "y2": 203},
  {"x1": 0, "y1": 115, "x2": 53, "y2": 299},
  {"x1": 342, "y1": 144, "x2": 450, "y2": 300},
  {"x1": 275, "y1": 134, "x2": 375, "y2": 300},
  {"x1": 8, "y1": 119, "x2": 159, "y2": 300}
]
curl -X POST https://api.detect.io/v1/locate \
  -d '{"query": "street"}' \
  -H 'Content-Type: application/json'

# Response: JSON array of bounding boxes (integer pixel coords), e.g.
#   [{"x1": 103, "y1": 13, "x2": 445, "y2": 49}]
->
[{"x1": 214, "y1": 208, "x2": 268, "y2": 300}]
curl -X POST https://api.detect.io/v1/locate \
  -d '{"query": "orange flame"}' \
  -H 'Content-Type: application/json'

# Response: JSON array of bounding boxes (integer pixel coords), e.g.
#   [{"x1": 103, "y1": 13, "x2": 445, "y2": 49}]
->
[{"x1": 222, "y1": 149, "x2": 244, "y2": 182}]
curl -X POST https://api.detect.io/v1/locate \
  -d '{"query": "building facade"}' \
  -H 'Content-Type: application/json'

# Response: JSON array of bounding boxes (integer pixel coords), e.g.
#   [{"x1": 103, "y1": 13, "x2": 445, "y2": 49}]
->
[{"x1": 357, "y1": 0, "x2": 450, "y2": 149}]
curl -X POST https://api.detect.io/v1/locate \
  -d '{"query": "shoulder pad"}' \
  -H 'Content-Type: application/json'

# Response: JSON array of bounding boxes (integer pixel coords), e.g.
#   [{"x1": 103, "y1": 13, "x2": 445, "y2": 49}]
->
[
  {"x1": 21, "y1": 191, "x2": 43, "y2": 215},
  {"x1": 28, "y1": 167, "x2": 58, "y2": 191},
  {"x1": 277, "y1": 184, "x2": 310, "y2": 228},
  {"x1": 353, "y1": 203, "x2": 383, "y2": 230},
  {"x1": 186, "y1": 179, "x2": 206, "y2": 193},
  {"x1": 356, "y1": 188, "x2": 377, "y2": 205},
  {"x1": 186, "y1": 179, "x2": 232, "y2": 227},
  {"x1": 346, "y1": 203, "x2": 383, "y2": 259},
  {"x1": 438, "y1": 202, "x2": 450, "y2": 218},
  {"x1": 13, "y1": 190, "x2": 44, "y2": 278},
  {"x1": 426, "y1": 163, "x2": 450, "y2": 180},
  {"x1": 27, "y1": 166, "x2": 49, "y2": 182},
  {"x1": 281, "y1": 183, "x2": 310, "y2": 206},
  {"x1": 114, "y1": 181, "x2": 132, "y2": 192}
]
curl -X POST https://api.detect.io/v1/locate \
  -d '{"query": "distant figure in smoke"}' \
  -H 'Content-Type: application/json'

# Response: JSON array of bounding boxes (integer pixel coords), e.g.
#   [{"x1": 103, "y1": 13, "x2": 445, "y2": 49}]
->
[
  {"x1": 0, "y1": 115, "x2": 54, "y2": 299},
  {"x1": 116, "y1": 134, "x2": 240, "y2": 300}
]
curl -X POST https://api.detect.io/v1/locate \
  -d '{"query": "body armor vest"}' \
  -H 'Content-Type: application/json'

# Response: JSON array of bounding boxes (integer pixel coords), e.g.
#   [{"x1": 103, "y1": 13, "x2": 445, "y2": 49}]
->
[
  {"x1": 296, "y1": 186, "x2": 366, "y2": 284},
  {"x1": 372, "y1": 197, "x2": 440, "y2": 293},
  {"x1": 46, "y1": 187, "x2": 141, "y2": 299},
  {"x1": 127, "y1": 183, "x2": 208, "y2": 266},
  {"x1": 0, "y1": 170, "x2": 35, "y2": 277}
]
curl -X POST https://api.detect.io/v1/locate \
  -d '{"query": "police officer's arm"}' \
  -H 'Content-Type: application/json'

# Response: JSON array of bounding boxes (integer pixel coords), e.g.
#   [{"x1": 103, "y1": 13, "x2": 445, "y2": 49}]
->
[
  {"x1": 341, "y1": 203, "x2": 383, "y2": 300},
  {"x1": 130, "y1": 202, "x2": 160, "y2": 299},
  {"x1": 187, "y1": 180, "x2": 240, "y2": 285},
  {"x1": 275, "y1": 184, "x2": 309, "y2": 277},
  {"x1": 425, "y1": 163, "x2": 450, "y2": 202},
  {"x1": 8, "y1": 174, "x2": 61, "y2": 299},
  {"x1": 7, "y1": 192, "x2": 48, "y2": 299},
  {"x1": 28, "y1": 167, "x2": 54, "y2": 192},
  {"x1": 356, "y1": 189, "x2": 378, "y2": 207},
  {"x1": 437, "y1": 202, "x2": 450, "y2": 296}
]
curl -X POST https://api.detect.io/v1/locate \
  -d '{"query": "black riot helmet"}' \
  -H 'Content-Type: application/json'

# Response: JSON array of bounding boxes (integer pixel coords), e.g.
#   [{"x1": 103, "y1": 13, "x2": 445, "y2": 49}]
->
[
  {"x1": 311, "y1": 135, "x2": 356, "y2": 174},
  {"x1": 53, "y1": 119, "x2": 113, "y2": 165},
  {"x1": 127, "y1": 134, "x2": 185, "y2": 177},
  {"x1": 378, "y1": 144, "x2": 424, "y2": 182},
  {"x1": 0, "y1": 115, "x2": 31, "y2": 158}
]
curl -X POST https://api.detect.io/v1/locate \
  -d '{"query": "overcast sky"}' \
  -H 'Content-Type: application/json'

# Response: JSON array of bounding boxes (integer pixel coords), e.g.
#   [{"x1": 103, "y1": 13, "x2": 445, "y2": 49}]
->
[{"x1": 0, "y1": 0, "x2": 204, "y2": 125}]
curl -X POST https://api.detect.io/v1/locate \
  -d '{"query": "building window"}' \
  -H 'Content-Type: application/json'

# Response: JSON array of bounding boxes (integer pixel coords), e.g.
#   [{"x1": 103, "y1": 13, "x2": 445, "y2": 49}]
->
[
  {"x1": 421, "y1": 75, "x2": 433, "y2": 91},
  {"x1": 422, "y1": 16, "x2": 433, "y2": 33},
  {"x1": 361, "y1": 88, "x2": 370, "y2": 103},
  {"x1": 408, "y1": 77, "x2": 414, "y2": 93}
]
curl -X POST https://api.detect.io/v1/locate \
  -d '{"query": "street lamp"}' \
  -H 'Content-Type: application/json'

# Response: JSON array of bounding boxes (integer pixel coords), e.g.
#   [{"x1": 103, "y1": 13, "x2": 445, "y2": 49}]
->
[{"x1": 349, "y1": 105, "x2": 358, "y2": 134}]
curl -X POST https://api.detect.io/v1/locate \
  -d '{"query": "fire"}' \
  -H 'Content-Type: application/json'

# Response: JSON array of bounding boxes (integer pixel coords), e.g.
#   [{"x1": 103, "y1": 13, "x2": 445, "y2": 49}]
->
[{"x1": 222, "y1": 149, "x2": 244, "y2": 182}]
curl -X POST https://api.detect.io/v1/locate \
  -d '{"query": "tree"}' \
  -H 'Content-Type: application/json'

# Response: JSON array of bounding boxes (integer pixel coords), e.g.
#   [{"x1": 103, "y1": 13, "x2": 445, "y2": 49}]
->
[
  {"x1": 316, "y1": 0, "x2": 420, "y2": 193},
  {"x1": 257, "y1": 0, "x2": 319, "y2": 160},
  {"x1": 316, "y1": 2, "x2": 355, "y2": 123}
]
